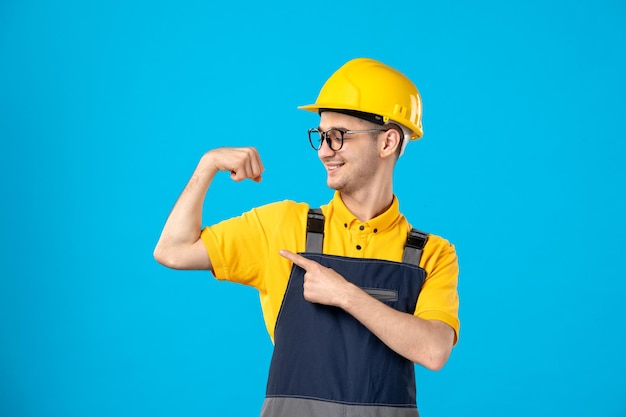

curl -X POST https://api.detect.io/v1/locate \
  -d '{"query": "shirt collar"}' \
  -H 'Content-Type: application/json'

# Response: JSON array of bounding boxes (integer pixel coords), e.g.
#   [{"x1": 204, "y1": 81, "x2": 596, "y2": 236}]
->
[{"x1": 329, "y1": 191, "x2": 403, "y2": 232}]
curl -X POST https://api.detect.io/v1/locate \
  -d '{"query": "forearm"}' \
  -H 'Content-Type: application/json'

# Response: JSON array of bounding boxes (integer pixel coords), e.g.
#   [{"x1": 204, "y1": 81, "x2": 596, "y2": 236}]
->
[
  {"x1": 154, "y1": 154, "x2": 217, "y2": 269},
  {"x1": 340, "y1": 283, "x2": 454, "y2": 370}
]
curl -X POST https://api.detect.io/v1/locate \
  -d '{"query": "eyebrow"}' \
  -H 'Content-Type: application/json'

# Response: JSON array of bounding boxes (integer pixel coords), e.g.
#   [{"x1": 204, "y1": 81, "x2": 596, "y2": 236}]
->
[{"x1": 318, "y1": 125, "x2": 349, "y2": 132}]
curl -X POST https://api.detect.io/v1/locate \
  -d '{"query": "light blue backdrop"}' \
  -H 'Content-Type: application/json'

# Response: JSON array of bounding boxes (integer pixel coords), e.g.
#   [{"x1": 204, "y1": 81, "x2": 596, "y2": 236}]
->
[{"x1": 1, "y1": 0, "x2": 625, "y2": 416}]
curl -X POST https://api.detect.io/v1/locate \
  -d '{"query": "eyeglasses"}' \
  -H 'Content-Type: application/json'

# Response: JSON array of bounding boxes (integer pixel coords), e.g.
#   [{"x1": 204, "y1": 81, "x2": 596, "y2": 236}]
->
[{"x1": 307, "y1": 128, "x2": 389, "y2": 151}]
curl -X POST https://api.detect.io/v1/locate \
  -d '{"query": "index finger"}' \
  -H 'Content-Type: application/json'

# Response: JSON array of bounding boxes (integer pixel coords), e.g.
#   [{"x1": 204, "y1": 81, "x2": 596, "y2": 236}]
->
[{"x1": 279, "y1": 249, "x2": 315, "y2": 270}]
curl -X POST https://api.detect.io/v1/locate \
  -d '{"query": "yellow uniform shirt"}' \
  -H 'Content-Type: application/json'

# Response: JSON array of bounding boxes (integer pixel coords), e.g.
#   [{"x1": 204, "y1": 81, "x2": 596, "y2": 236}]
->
[{"x1": 201, "y1": 192, "x2": 460, "y2": 343}]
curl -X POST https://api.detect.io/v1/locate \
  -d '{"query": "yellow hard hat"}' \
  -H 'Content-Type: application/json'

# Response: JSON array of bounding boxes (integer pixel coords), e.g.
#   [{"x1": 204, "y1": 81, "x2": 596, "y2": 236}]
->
[{"x1": 298, "y1": 58, "x2": 423, "y2": 140}]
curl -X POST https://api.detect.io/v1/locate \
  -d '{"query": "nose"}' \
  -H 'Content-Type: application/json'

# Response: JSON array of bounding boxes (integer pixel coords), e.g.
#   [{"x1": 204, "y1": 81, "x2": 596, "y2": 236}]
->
[{"x1": 317, "y1": 136, "x2": 336, "y2": 158}]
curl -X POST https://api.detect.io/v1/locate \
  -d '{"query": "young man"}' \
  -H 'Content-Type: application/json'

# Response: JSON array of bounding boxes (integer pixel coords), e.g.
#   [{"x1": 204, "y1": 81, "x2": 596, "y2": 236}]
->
[{"x1": 154, "y1": 58, "x2": 460, "y2": 416}]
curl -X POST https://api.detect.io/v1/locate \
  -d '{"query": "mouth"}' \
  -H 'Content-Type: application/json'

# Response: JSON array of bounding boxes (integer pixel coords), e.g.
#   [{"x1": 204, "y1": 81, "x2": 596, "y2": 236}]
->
[{"x1": 325, "y1": 161, "x2": 344, "y2": 173}]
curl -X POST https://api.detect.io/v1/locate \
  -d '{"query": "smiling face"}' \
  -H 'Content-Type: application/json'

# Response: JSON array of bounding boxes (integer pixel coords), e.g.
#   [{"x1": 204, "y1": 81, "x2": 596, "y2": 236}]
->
[{"x1": 317, "y1": 111, "x2": 385, "y2": 195}]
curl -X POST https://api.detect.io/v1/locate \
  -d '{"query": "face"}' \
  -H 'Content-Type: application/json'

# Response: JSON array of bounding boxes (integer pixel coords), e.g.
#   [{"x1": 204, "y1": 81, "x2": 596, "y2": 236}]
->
[{"x1": 317, "y1": 112, "x2": 383, "y2": 194}]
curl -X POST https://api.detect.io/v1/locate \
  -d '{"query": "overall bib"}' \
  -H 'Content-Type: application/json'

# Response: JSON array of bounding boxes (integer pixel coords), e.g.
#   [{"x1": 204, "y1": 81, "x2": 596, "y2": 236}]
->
[{"x1": 261, "y1": 209, "x2": 428, "y2": 417}]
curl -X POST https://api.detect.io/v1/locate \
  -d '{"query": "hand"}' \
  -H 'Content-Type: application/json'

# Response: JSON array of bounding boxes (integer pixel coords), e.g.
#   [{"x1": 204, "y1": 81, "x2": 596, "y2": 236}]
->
[
  {"x1": 279, "y1": 250, "x2": 353, "y2": 307},
  {"x1": 203, "y1": 147, "x2": 264, "y2": 182}
]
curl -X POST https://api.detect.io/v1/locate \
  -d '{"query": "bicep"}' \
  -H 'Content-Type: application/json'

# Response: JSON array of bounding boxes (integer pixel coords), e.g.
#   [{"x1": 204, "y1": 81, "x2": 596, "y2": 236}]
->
[
  {"x1": 155, "y1": 238, "x2": 213, "y2": 271},
  {"x1": 183, "y1": 238, "x2": 213, "y2": 271}
]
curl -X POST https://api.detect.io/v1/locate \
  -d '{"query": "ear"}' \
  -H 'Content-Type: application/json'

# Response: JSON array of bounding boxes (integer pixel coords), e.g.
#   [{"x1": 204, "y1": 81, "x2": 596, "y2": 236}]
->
[{"x1": 379, "y1": 128, "x2": 402, "y2": 158}]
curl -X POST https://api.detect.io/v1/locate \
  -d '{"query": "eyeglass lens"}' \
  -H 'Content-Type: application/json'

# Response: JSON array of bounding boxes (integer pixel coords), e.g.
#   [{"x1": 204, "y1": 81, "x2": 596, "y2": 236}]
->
[{"x1": 308, "y1": 129, "x2": 344, "y2": 151}]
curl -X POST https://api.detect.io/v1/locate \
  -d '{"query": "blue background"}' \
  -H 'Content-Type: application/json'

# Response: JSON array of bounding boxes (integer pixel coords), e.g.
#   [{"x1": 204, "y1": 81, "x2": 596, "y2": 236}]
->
[{"x1": 1, "y1": 0, "x2": 625, "y2": 416}]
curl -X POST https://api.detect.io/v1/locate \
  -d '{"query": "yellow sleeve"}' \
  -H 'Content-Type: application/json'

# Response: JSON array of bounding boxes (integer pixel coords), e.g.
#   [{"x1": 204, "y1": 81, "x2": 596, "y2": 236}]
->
[
  {"x1": 416, "y1": 234, "x2": 460, "y2": 344},
  {"x1": 200, "y1": 208, "x2": 269, "y2": 291},
  {"x1": 200, "y1": 200, "x2": 308, "y2": 291}
]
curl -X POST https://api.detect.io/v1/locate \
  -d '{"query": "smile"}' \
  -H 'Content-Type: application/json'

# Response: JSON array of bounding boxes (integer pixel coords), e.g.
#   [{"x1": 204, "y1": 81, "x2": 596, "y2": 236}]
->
[{"x1": 326, "y1": 162, "x2": 344, "y2": 173}]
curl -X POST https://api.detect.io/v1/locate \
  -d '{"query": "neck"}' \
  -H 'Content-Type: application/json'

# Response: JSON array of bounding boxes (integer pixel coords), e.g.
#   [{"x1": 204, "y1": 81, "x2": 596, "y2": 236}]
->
[{"x1": 339, "y1": 184, "x2": 394, "y2": 222}]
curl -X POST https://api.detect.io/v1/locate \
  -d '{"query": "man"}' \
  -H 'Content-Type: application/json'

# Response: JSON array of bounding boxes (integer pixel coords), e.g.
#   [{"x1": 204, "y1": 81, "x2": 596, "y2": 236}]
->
[{"x1": 154, "y1": 58, "x2": 460, "y2": 416}]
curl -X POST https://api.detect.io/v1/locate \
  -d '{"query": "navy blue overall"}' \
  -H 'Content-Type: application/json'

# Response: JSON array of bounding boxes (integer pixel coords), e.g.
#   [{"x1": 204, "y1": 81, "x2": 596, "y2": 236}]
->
[{"x1": 260, "y1": 209, "x2": 428, "y2": 417}]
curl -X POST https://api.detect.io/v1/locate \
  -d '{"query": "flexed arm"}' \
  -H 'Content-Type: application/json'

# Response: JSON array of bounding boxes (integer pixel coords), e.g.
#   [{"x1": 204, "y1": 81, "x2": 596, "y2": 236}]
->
[{"x1": 154, "y1": 147, "x2": 264, "y2": 270}]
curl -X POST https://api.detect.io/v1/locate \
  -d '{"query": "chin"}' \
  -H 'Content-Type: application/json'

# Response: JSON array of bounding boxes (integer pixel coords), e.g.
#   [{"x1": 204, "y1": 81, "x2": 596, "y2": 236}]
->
[
  {"x1": 326, "y1": 178, "x2": 343, "y2": 191},
  {"x1": 328, "y1": 183, "x2": 351, "y2": 195}
]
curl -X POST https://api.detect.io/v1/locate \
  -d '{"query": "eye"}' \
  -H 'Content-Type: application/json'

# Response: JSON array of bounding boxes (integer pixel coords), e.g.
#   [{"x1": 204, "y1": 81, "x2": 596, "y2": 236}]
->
[{"x1": 327, "y1": 129, "x2": 343, "y2": 141}]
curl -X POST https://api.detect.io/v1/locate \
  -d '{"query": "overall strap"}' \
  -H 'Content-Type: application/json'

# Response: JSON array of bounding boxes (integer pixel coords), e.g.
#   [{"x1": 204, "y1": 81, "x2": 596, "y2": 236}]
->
[
  {"x1": 402, "y1": 229, "x2": 429, "y2": 266},
  {"x1": 306, "y1": 208, "x2": 428, "y2": 266},
  {"x1": 306, "y1": 208, "x2": 325, "y2": 253}
]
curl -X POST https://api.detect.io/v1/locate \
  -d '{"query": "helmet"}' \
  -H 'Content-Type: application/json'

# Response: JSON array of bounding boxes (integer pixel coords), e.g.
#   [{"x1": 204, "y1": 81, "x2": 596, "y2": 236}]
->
[{"x1": 298, "y1": 58, "x2": 423, "y2": 140}]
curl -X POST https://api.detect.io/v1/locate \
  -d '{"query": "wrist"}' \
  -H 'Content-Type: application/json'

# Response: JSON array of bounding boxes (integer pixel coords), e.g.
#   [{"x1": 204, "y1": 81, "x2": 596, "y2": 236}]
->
[
  {"x1": 339, "y1": 281, "x2": 363, "y2": 311},
  {"x1": 197, "y1": 152, "x2": 220, "y2": 177}
]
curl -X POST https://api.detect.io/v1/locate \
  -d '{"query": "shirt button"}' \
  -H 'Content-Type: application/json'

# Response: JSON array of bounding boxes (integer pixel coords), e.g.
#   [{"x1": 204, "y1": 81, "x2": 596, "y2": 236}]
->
[
  {"x1": 373, "y1": 228, "x2": 378, "y2": 233},
  {"x1": 359, "y1": 225, "x2": 364, "y2": 231},
  {"x1": 344, "y1": 223, "x2": 348, "y2": 228},
  {"x1": 356, "y1": 245, "x2": 362, "y2": 250}
]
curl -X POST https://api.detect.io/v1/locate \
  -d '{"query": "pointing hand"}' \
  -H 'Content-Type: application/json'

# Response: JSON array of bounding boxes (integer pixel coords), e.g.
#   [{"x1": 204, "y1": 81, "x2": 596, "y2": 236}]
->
[{"x1": 279, "y1": 250, "x2": 352, "y2": 307}]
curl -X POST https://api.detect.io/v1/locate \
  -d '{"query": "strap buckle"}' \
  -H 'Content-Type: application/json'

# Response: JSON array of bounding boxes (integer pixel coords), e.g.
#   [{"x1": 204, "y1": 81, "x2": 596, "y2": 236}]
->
[{"x1": 307, "y1": 209, "x2": 325, "y2": 234}]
